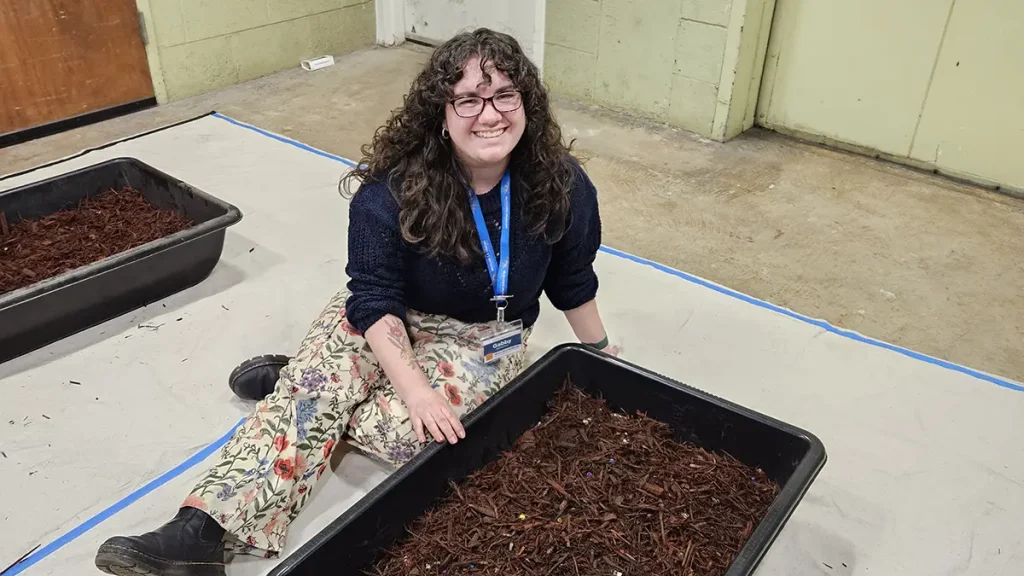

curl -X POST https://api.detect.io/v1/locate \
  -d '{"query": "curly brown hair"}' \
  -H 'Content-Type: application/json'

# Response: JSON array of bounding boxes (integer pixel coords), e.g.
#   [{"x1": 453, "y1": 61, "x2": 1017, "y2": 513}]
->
[{"x1": 341, "y1": 28, "x2": 578, "y2": 264}]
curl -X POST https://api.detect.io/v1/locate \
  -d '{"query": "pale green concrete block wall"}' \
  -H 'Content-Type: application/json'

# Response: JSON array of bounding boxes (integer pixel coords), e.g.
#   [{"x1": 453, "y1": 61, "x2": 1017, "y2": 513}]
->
[
  {"x1": 544, "y1": 0, "x2": 733, "y2": 137},
  {"x1": 159, "y1": 36, "x2": 240, "y2": 102},
  {"x1": 594, "y1": 0, "x2": 680, "y2": 119},
  {"x1": 145, "y1": 0, "x2": 374, "y2": 101},
  {"x1": 543, "y1": 0, "x2": 600, "y2": 102},
  {"x1": 681, "y1": 0, "x2": 732, "y2": 26},
  {"x1": 181, "y1": 0, "x2": 269, "y2": 42},
  {"x1": 669, "y1": 74, "x2": 718, "y2": 133},
  {"x1": 758, "y1": 0, "x2": 1024, "y2": 192},
  {"x1": 544, "y1": 45, "x2": 598, "y2": 101}
]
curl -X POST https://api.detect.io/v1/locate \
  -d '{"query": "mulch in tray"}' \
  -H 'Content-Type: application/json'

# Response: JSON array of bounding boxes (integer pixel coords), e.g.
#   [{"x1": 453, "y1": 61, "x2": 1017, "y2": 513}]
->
[
  {"x1": 0, "y1": 187, "x2": 193, "y2": 297},
  {"x1": 372, "y1": 383, "x2": 782, "y2": 576}
]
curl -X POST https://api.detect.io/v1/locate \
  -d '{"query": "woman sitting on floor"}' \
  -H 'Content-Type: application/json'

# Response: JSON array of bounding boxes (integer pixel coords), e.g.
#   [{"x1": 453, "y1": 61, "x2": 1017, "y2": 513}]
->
[{"x1": 94, "y1": 27, "x2": 617, "y2": 575}]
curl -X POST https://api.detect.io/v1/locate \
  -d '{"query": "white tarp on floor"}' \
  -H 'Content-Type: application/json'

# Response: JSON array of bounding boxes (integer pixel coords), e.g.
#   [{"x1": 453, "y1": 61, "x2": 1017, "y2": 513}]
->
[{"x1": 1, "y1": 114, "x2": 1021, "y2": 576}]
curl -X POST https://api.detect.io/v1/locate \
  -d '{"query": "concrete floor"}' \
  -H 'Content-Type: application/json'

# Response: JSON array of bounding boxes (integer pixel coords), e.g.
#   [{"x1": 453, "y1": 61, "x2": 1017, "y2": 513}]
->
[
  {"x1": 3, "y1": 44, "x2": 1023, "y2": 383},
  {"x1": 7, "y1": 114, "x2": 1021, "y2": 576}
]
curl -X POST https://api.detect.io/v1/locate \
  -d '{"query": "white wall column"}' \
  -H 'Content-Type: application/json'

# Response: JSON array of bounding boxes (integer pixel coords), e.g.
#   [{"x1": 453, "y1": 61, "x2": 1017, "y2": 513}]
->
[{"x1": 375, "y1": 0, "x2": 406, "y2": 47}]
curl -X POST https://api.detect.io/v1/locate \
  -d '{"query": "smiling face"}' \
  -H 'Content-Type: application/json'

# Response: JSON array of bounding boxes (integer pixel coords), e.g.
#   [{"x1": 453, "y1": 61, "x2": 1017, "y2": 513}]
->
[{"x1": 444, "y1": 56, "x2": 526, "y2": 171}]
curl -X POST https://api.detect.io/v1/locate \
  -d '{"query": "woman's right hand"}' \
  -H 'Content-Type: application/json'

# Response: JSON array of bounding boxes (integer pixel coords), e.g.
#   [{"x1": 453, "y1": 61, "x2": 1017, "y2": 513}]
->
[
  {"x1": 400, "y1": 382, "x2": 466, "y2": 444},
  {"x1": 362, "y1": 314, "x2": 466, "y2": 445}
]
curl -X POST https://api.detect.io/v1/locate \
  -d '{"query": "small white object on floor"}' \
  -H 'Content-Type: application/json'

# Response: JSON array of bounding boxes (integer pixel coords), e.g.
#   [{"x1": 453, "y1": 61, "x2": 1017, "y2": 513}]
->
[{"x1": 301, "y1": 55, "x2": 335, "y2": 71}]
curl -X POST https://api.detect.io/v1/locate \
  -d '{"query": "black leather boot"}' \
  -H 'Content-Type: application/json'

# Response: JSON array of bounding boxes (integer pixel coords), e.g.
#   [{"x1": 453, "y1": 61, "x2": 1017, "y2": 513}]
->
[
  {"x1": 227, "y1": 354, "x2": 290, "y2": 401},
  {"x1": 94, "y1": 507, "x2": 227, "y2": 576}
]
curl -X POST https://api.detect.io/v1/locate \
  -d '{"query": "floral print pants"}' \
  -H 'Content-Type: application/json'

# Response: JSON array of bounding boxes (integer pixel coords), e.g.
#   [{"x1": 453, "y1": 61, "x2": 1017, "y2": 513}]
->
[{"x1": 181, "y1": 289, "x2": 531, "y2": 557}]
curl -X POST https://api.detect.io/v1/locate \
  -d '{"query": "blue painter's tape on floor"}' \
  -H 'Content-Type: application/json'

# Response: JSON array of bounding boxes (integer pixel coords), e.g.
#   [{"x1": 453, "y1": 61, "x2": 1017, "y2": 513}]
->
[
  {"x1": 6, "y1": 418, "x2": 246, "y2": 576},
  {"x1": 210, "y1": 111, "x2": 1024, "y2": 394},
  {"x1": 599, "y1": 245, "x2": 1024, "y2": 393},
  {"x1": 212, "y1": 112, "x2": 358, "y2": 168}
]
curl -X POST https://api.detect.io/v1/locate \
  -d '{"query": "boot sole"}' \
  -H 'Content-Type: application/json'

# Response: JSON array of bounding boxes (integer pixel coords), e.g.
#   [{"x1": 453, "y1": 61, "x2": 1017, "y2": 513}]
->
[
  {"x1": 95, "y1": 543, "x2": 225, "y2": 576},
  {"x1": 227, "y1": 354, "x2": 291, "y2": 400}
]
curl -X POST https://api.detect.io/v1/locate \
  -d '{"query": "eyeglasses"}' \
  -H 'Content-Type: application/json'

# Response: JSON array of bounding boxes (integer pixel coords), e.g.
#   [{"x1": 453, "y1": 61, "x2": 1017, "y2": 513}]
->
[{"x1": 449, "y1": 90, "x2": 523, "y2": 118}]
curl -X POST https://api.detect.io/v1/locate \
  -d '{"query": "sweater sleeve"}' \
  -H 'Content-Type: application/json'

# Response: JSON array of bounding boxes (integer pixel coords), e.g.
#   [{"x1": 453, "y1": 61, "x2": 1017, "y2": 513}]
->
[
  {"x1": 543, "y1": 160, "x2": 602, "y2": 311},
  {"x1": 344, "y1": 181, "x2": 408, "y2": 333}
]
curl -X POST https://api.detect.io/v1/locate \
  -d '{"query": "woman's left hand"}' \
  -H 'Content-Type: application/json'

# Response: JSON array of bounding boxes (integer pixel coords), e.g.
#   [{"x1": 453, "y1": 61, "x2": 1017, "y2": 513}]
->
[
  {"x1": 601, "y1": 342, "x2": 622, "y2": 357},
  {"x1": 563, "y1": 301, "x2": 621, "y2": 359}
]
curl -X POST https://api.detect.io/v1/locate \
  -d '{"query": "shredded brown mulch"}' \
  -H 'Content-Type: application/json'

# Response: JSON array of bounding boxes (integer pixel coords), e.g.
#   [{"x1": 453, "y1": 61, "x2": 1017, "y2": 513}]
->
[
  {"x1": 0, "y1": 187, "x2": 193, "y2": 297},
  {"x1": 371, "y1": 383, "x2": 781, "y2": 576}
]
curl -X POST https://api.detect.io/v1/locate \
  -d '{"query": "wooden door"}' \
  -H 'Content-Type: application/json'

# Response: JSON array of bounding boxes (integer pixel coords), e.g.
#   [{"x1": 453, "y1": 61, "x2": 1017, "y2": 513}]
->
[{"x1": 0, "y1": 0, "x2": 154, "y2": 135}]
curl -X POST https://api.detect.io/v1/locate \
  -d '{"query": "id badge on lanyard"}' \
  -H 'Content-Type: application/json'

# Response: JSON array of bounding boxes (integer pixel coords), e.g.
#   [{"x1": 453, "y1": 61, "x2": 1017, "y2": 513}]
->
[{"x1": 468, "y1": 171, "x2": 524, "y2": 364}]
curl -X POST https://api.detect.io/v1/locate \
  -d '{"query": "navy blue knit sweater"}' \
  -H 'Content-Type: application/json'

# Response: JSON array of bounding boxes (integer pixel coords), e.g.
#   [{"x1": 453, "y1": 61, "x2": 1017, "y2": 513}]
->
[{"x1": 344, "y1": 160, "x2": 601, "y2": 334}]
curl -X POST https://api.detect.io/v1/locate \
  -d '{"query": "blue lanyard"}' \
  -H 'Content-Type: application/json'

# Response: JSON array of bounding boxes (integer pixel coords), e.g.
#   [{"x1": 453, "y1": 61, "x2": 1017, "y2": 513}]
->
[{"x1": 467, "y1": 170, "x2": 511, "y2": 303}]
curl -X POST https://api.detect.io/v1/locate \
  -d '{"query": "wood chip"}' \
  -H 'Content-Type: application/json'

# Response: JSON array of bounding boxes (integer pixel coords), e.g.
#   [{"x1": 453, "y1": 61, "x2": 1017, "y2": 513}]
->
[
  {"x1": 545, "y1": 478, "x2": 572, "y2": 500},
  {"x1": 467, "y1": 503, "x2": 498, "y2": 519},
  {"x1": 642, "y1": 483, "x2": 666, "y2": 497}
]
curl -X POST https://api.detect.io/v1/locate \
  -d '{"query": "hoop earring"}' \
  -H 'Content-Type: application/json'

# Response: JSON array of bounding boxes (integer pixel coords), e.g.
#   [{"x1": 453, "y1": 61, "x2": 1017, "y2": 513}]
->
[{"x1": 441, "y1": 127, "x2": 449, "y2": 139}]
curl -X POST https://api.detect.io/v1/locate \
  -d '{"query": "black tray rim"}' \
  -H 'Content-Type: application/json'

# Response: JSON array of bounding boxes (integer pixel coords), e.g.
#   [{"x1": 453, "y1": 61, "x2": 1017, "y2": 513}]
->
[
  {"x1": 270, "y1": 342, "x2": 828, "y2": 576},
  {"x1": 0, "y1": 156, "x2": 242, "y2": 309}
]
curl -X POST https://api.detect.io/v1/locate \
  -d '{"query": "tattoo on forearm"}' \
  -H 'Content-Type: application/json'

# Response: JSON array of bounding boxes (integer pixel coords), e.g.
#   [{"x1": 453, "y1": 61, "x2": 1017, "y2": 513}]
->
[{"x1": 384, "y1": 316, "x2": 419, "y2": 370}]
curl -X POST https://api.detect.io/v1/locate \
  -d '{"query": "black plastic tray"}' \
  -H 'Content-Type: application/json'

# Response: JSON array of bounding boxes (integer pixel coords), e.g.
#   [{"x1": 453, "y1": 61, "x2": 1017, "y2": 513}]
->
[
  {"x1": 272, "y1": 344, "x2": 827, "y2": 576},
  {"x1": 0, "y1": 157, "x2": 241, "y2": 364}
]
